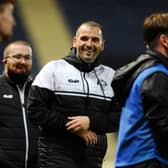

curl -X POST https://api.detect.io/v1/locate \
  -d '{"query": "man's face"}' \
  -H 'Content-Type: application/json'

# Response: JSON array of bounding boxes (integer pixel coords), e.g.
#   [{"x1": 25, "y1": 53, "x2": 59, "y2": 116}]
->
[
  {"x1": 3, "y1": 44, "x2": 32, "y2": 76},
  {"x1": 73, "y1": 24, "x2": 104, "y2": 63},
  {"x1": 0, "y1": 3, "x2": 15, "y2": 41}
]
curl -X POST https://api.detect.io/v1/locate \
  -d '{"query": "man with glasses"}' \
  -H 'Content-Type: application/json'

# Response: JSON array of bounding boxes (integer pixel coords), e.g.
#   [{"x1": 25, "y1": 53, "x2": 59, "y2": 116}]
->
[
  {"x1": 113, "y1": 12, "x2": 168, "y2": 168},
  {"x1": 0, "y1": 40, "x2": 39, "y2": 168}
]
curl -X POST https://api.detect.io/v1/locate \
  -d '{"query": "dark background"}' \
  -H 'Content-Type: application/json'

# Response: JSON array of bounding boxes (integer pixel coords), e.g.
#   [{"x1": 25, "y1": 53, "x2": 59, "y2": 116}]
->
[{"x1": 0, "y1": 0, "x2": 168, "y2": 75}]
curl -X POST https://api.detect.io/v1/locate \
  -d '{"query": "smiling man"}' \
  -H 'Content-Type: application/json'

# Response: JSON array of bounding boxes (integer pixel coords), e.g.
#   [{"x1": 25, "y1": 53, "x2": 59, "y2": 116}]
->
[
  {"x1": 0, "y1": 40, "x2": 39, "y2": 168},
  {"x1": 73, "y1": 22, "x2": 104, "y2": 63},
  {"x1": 27, "y1": 21, "x2": 120, "y2": 168},
  {"x1": 3, "y1": 41, "x2": 32, "y2": 82}
]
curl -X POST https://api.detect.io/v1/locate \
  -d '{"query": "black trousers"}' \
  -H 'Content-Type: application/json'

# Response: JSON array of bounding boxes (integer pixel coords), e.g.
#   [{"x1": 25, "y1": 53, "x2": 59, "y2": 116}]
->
[{"x1": 38, "y1": 136, "x2": 107, "y2": 168}]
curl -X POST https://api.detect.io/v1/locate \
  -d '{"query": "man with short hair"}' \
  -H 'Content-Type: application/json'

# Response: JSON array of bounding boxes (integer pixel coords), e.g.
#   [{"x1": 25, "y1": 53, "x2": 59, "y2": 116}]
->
[
  {"x1": 0, "y1": 0, "x2": 15, "y2": 42},
  {"x1": 113, "y1": 12, "x2": 168, "y2": 168},
  {"x1": 27, "y1": 21, "x2": 119, "y2": 168},
  {"x1": 0, "y1": 40, "x2": 39, "y2": 168}
]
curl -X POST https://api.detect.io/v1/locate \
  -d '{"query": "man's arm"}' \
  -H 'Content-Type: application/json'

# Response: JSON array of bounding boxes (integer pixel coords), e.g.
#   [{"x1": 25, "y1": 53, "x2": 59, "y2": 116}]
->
[
  {"x1": 142, "y1": 72, "x2": 168, "y2": 158},
  {"x1": 27, "y1": 85, "x2": 67, "y2": 130},
  {"x1": 89, "y1": 102, "x2": 120, "y2": 133},
  {"x1": 66, "y1": 100, "x2": 120, "y2": 134},
  {"x1": 27, "y1": 62, "x2": 67, "y2": 130}
]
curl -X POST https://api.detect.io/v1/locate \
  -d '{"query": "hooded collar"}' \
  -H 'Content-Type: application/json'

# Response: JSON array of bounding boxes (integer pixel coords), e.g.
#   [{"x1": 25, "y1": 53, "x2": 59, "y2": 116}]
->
[
  {"x1": 145, "y1": 49, "x2": 168, "y2": 68},
  {"x1": 64, "y1": 48, "x2": 100, "y2": 72}
]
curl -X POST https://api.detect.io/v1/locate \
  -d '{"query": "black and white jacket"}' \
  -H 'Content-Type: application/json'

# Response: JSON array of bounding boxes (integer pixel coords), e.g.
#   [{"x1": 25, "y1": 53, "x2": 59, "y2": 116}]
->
[{"x1": 27, "y1": 49, "x2": 119, "y2": 145}]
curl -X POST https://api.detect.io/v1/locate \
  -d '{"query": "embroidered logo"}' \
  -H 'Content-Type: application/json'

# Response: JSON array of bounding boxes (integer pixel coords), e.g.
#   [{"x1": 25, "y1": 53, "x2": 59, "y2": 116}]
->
[
  {"x1": 3, "y1": 94, "x2": 13, "y2": 99},
  {"x1": 68, "y1": 79, "x2": 79, "y2": 83},
  {"x1": 97, "y1": 79, "x2": 107, "y2": 88}
]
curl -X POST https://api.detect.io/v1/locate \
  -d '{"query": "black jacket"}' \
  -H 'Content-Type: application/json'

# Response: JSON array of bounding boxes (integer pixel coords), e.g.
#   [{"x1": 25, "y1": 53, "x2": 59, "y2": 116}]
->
[
  {"x1": 0, "y1": 74, "x2": 39, "y2": 168},
  {"x1": 27, "y1": 49, "x2": 119, "y2": 148},
  {"x1": 112, "y1": 49, "x2": 168, "y2": 159}
]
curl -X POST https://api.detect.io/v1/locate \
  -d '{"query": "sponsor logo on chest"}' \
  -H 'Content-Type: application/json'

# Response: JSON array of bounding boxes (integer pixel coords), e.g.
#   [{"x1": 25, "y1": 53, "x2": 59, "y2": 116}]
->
[{"x1": 68, "y1": 79, "x2": 80, "y2": 83}]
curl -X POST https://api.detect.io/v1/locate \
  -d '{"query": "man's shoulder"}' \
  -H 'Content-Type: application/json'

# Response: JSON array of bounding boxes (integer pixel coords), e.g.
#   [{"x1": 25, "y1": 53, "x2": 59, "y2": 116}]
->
[
  {"x1": 0, "y1": 74, "x2": 5, "y2": 82},
  {"x1": 44, "y1": 58, "x2": 67, "y2": 68},
  {"x1": 111, "y1": 53, "x2": 157, "y2": 107},
  {"x1": 0, "y1": 75, "x2": 8, "y2": 87},
  {"x1": 100, "y1": 64, "x2": 115, "y2": 72},
  {"x1": 137, "y1": 63, "x2": 168, "y2": 80},
  {"x1": 39, "y1": 59, "x2": 67, "y2": 73}
]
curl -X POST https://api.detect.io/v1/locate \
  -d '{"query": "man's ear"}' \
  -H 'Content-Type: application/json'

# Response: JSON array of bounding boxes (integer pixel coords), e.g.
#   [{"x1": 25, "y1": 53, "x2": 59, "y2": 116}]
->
[
  {"x1": 2, "y1": 58, "x2": 7, "y2": 64},
  {"x1": 73, "y1": 36, "x2": 77, "y2": 48},
  {"x1": 160, "y1": 34, "x2": 168, "y2": 48},
  {"x1": 101, "y1": 40, "x2": 105, "y2": 51}
]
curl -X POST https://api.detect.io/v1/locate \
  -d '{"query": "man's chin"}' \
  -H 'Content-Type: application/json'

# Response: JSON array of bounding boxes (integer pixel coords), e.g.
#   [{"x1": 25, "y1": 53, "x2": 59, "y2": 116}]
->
[
  {"x1": 15, "y1": 71, "x2": 29, "y2": 75},
  {"x1": 15, "y1": 68, "x2": 31, "y2": 75},
  {"x1": 7, "y1": 70, "x2": 30, "y2": 84},
  {"x1": 83, "y1": 55, "x2": 96, "y2": 63}
]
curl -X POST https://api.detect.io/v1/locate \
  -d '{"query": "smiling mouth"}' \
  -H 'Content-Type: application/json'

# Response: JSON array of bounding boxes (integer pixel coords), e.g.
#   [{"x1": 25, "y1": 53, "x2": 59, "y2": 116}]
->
[
  {"x1": 84, "y1": 50, "x2": 94, "y2": 54},
  {"x1": 15, "y1": 66, "x2": 27, "y2": 72}
]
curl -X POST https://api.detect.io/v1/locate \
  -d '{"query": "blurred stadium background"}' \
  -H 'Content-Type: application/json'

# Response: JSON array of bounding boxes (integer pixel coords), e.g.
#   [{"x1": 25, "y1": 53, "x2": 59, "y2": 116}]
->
[
  {"x1": 0, "y1": 0, "x2": 167, "y2": 167},
  {"x1": 1, "y1": 0, "x2": 168, "y2": 76}
]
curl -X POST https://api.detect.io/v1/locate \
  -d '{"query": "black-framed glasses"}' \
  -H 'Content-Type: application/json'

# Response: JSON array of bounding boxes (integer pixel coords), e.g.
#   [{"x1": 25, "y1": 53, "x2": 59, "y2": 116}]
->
[{"x1": 6, "y1": 54, "x2": 32, "y2": 61}]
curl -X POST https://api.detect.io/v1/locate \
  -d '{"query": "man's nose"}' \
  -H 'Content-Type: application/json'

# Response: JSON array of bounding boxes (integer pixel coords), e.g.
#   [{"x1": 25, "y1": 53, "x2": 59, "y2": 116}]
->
[{"x1": 86, "y1": 39, "x2": 93, "y2": 46}]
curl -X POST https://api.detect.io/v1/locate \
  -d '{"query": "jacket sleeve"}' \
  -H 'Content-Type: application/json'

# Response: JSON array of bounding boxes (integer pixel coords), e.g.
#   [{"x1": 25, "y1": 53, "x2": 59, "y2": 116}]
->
[
  {"x1": 142, "y1": 72, "x2": 168, "y2": 158},
  {"x1": 89, "y1": 98, "x2": 121, "y2": 133},
  {"x1": 27, "y1": 86, "x2": 67, "y2": 130},
  {"x1": 27, "y1": 62, "x2": 67, "y2": 131}
]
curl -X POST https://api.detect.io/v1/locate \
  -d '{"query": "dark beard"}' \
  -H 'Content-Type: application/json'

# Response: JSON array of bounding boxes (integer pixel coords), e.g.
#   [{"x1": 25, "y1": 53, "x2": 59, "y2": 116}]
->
[{"x1": 7, "y1": 70, "x2": 29, "y2": 84}]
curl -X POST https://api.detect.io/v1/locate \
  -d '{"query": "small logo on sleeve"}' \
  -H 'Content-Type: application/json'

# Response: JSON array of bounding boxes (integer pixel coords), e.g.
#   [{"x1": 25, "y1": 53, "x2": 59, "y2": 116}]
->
[{"x1": 3, "y1": 94, "x2": 13, "y2": 99}]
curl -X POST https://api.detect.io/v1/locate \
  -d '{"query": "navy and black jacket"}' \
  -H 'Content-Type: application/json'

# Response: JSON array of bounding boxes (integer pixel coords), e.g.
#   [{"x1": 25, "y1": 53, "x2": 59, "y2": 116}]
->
[{"x1": 113, "y1": 50, "x2": 168, "y2": 166}]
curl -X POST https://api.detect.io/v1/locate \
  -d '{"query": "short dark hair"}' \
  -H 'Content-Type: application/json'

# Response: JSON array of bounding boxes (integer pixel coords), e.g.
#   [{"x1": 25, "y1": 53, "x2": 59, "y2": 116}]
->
[
  {"x1": 78, "y1": 21, "x2": 102, "y2": 30},
  {"x1": 3, "y1": 40, "x2": 32, "y2": 59},
  {"x1": 143, "y1": 12, "x2": 168, "y2": 45},
  {"x1": 75, "y1": 21, "x2": 104, "y2": 39}
]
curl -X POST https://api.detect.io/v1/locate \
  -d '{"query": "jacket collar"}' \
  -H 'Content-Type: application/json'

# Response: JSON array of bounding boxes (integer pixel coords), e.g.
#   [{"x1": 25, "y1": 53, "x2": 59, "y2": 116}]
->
[
  {"x1": 64, "y1": 48, "x2": 100, "y2": 72},
  {"x1": 112, "y1": 49, "x2": 168, "y2": 107},
  {"x1": 145, "y1": 49, "x2": 168, "y2": 68}
]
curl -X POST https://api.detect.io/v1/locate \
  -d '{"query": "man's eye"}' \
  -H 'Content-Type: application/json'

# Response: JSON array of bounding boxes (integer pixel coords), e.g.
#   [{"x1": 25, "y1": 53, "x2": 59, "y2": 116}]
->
[
  {"x1": 92, "y1": 38, "x2": 99, "y2": 43},
  {"x1": 80, "y1": 37, "x2": 88, "y2": 41},
  {"x1": 13, "y1": 55, "x2": 21, "y2": 59}
]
